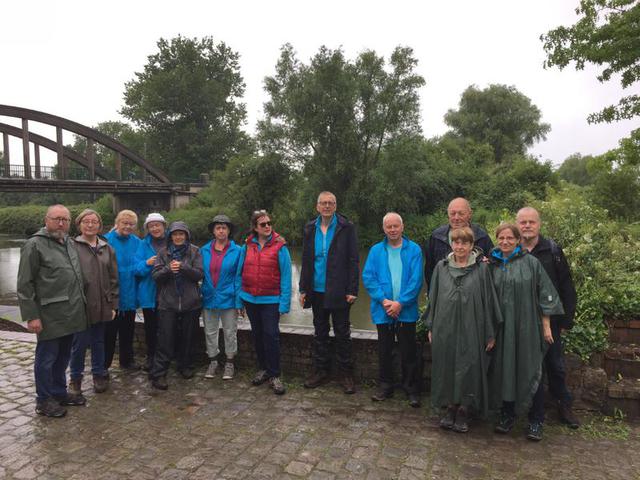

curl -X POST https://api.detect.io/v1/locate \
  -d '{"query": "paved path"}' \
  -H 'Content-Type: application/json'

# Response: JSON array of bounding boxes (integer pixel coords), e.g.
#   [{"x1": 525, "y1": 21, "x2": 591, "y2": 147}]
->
[{"x1": 0, "y1": 332, "x2": 638, "y2": 480}]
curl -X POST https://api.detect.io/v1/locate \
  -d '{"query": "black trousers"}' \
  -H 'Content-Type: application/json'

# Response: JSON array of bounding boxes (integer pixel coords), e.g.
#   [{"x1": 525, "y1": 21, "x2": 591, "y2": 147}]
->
[
  {"x1": 311, "y1": 292, "x2": 353, "y2": 374},
  {"x1": 142, "y1": 308, "x2": 159, "y2": 359},
  {"x1": 104, "y1": 310, "x2": 136, "y2": 369},
  {"x1": 150, "y1": 309, "x2": 199, "y2": 378},
  {"x1": 529, "y1": 322, "x2": 573, "y2": 423},
  {"x1": 376, "y1": 322, "x2": 419, "y2": 394}
]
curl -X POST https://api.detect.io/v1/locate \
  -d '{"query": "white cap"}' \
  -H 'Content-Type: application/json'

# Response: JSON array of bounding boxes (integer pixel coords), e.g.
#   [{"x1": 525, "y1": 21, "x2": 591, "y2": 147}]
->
[{"x1": 143, "y1": 212, "x2": 166, "y2": 229}]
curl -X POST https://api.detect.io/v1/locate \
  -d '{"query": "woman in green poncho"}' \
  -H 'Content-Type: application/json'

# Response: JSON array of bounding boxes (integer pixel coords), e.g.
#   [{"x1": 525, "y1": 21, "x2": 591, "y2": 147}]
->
[
  {"x1": 488, "y1": 223, "x2": 564, "y2": 442},
  {"x1": 425, "y1": 227, "x2": 503, "y2": 433}
]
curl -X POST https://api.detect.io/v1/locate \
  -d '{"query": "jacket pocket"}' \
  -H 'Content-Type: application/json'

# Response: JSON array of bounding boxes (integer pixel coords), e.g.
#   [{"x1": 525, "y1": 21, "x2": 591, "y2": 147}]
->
[{"x1": 40, "y1": 295, "x2": 70, "y2": 306}]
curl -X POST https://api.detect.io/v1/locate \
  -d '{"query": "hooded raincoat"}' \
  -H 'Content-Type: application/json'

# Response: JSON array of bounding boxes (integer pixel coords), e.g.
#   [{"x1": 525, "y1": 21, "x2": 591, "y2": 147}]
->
[
  {"x1": 425, "y1": 252, "x2": 503, "y2": 416},
  {"x1": 488, "y1": 247, "x2": 564, "y2": 415}
]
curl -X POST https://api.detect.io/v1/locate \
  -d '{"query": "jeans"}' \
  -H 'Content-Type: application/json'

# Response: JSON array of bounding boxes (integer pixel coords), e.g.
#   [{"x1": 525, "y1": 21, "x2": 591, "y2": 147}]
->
[
  {"x1": 104, "y1": 310, "x2": 136, "y2": 369},
  {"x1": 376, "y1": 322, "x2": 419, "y2": 394},
  {"x1": 34, "y1": 334, "x2": 73, "y2": 402},
  {"x1": 203, "y1": 308, "x2": 238, "y2": 360},
  {"x1": 70, "y1": 322, "x2": 107, "y2": 380},
  {"x1": 311, "y1": 292, "x2": 353, "y2": 374},
  {"x1": 142, "y1": 308, "x2": 159, "y2": 360},
  {"x1": 150, "y1": 309, "x2": 199, "y2": 378},
  {"x1": 244, "y1": 302, "x2": 281, "y2": 378}
]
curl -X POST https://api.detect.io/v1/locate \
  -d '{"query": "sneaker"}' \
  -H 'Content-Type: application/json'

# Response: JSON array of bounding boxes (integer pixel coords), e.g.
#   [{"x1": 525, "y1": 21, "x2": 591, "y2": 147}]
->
[
  {"x1": 35, "y1": 398, "x2": 67, "y2": 418},
  {"x1": 269, "y1": 376, "x2": 286, "y2": 395},
  {"x1": 559, "y1": 403, "x2": 580, "y2": 429},
  {"x1": 222, "y1": 362, "x2": 235, "y2": 380},
  {"x1": 204, "y1": 360, "x2": 221, "y2": 379},
  {"x1": 56, "y1": 393, "x2": 86, "y2": 406},
  {"x1": 526, "y1": 422, "x2": 543, "y2": 441},
  {"x1": 341, "y1": 376, "x2": 356, "y2": 395},
  {"x1": 495, "y1": 412, "x2": 516, "y2": 434},
  {"x1": 251, "y1": 370, "x2": 270, "y2": 386},
  {"x1": 371, "y1": 386, "x2": 393, "y2": 402},
  {"x1": 452, "y1": 407, "x2": 469, "y2": 433},
  {"x1": 408, "y1": 393, "x2": 421, "y2": 409},
  {"x1": 439, "y1": 407, "x2": 456, "y2": 430},
  {"x1": 92, "y1": 374, "x2": 109, "y2": 394},
  {"x1": 151, "y1": 376, "x2": 168, "y2": 390},
  {"x1": 303, "y1": 371, "x2": 330, "y2": 389}
]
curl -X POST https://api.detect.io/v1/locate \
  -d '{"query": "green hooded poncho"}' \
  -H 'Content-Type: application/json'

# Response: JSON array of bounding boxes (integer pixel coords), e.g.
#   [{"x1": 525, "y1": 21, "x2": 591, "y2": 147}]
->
[
  {"x1": 425, "y1": 253, "x2": 503, "y2": 417},
  {"x1": 488, "y1": 247, "x2": 564, "y2": 415}
]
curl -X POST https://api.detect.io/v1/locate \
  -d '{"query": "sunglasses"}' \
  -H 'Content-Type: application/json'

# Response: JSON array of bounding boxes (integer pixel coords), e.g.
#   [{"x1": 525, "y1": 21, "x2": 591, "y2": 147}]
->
[{"x1": 258, "y1": 221, "x2": 272, "y2": 228}]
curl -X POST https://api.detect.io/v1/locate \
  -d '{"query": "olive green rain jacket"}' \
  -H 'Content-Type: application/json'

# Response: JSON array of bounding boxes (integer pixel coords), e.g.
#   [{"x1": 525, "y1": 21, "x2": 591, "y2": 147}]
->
[
  {"x1": 425, "y1": 255, "x2": 503, "y2": 417},
  {"x1": 17, "y1": 228, "x2": 88, "y2": 341},
  {"x1": 488, "y1": 247, "x2": 564, "y2": 415}
]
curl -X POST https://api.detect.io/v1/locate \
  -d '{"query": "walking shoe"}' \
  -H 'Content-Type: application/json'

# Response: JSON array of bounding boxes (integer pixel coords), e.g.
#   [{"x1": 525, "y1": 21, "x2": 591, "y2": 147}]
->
[
  {"x1": 222, "y1": 362, "x2": 235, "y2": 380},
  {"x1": 56, "y1": 393, "x2": 86, "y2": 406},
  {"x1": 251, "y1": 370, "x2": 270, "y2": 386},
  {"x1": 408, "y1": 393, "x2": 421, "y2": 409},
  {"x1": 439, "y1": 406, "x2": 456, "y2": 430},
  {"x1": 204, "y1": 360, "x2": 221, "y2": 379},
  {"x1": 526, "y1": 422, "x2": 543, "y2": 441},
  {"x1": 341, "y1": 376, "x2": 356, "y2": 395},
  {"x1": 92, "y1": 374, "x2": 108, "y2": 394},
  {"x1": 452, "y1": 407, "x2": 469, "y2": 433},
  {"x1": 559, "y1": 403, "x2": 580, "y2": 429},
  {"x1": 151, "y1": 376, "x2": 168, "y2": 390},
  {"x1": 35, "y1": 398, "x2": 67, "y2": 418},
  {"x1": 179, "y1": 368, "x2": 195, "y2": 379},
  {"x1": 303, "y1": 371, "x2": 330, "y2": 389},
  {"x1": 269, "y1": 376, "x2": 286, "y2": 395},
  {"x1": 371, "y1": 386, "x2": 393, "y2": 402},
  {"x1": 495, "y1": 412, "x2": 516, "y2": 434}
]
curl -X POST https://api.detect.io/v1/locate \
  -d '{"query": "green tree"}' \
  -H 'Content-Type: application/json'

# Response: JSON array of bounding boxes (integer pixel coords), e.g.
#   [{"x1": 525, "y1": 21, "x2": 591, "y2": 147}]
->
[
  {"x1": 121, "y1": 36, "x2": 249, "y2": 181},
  {"x1": 444, "y1": 84, "x2": 551, "y2": 162},
  {"x1": 541, "y1": 0, "x2": 640, "y2": 123},
  {"x1": 557, "y1": 153, "x2": 596, "y2": 186},
  {"x1": 259, "y1": 44, "x2": 425, "y2": 222}
]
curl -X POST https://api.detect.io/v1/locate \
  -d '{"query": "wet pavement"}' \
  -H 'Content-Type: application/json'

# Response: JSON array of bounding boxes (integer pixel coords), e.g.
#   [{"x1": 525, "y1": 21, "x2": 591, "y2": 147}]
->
[{"x1": 0, "y1": 331, "x2": 639, "y2": 480}]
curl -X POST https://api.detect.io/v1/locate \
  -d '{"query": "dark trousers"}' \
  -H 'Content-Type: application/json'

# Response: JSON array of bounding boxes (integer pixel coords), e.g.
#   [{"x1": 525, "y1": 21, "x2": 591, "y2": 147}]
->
[
  {"x1": 311, "y1": 292, "x2": 353, "y2": 374},
  {"x1": 244, "y1": 302, "x2": 281, "y2": 378},
  {"x1": 529, "y1": 322, "x2": 573, "y2": 423},
  {"x1": 376, "y1": 322, "x2": 419, "y2": 394},
  {"x1": 150, "y1": 309, "x2": 199, "y2": 378},
  {"x1": 34, "y1": 334, "x2": 73, "y2": 402},
  {"x1": 142, "y1": 308, "x2": 158, "y2": 360},
  {"x1": 104, "y1": 310, "x2": 136, "y2": 369}
]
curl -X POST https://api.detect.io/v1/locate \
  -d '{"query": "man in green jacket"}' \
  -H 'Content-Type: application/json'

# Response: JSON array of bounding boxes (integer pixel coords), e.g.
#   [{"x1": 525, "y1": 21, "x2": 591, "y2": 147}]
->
[{"x1": 17, "y1": 204, "x2": 88, "y2": 418}]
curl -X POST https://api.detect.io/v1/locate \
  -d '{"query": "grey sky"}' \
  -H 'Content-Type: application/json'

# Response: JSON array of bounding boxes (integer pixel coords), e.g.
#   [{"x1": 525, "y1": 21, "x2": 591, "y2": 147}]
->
[{"x1": 1, "y1": 0, "x2": 637, "y2": 166}]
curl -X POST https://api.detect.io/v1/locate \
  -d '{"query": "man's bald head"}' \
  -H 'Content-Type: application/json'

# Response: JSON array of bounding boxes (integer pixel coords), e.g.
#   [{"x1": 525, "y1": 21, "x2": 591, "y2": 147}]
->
[{"x1": 447, "y1": 197, "x2": 472, "y2": 229}]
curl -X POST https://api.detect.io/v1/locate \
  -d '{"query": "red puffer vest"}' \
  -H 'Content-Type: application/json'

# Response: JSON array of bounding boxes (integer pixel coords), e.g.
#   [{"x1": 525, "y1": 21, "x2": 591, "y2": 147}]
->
[{"x1": 242, "y1": 233, "x2": 286, "y2": 296}]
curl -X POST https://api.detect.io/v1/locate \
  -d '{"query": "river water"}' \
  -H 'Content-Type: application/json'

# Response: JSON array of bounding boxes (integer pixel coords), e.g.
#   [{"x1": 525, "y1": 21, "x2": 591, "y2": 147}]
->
[{"x1": 0, "y1": 234, "x2": 388, "y2": 330}]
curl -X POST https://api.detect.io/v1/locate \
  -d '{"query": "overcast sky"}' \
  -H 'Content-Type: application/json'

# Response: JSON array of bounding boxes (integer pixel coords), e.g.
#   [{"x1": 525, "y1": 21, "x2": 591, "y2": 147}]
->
[{"x1": 1, "y1": 0, "x2": 637, "y2": 166}]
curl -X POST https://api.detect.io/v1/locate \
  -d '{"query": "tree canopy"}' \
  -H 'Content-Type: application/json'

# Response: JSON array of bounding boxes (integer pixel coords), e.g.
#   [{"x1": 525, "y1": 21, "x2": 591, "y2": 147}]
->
[
  {"x1": 444, "y1": 84, "x2": 551, "y2": 162},
  {"x1": 541, "y1": 0, "x2": 640, "y2": 123},
  {"x1": 121, "y1": 36, "x2": 249, "y2": 181}
]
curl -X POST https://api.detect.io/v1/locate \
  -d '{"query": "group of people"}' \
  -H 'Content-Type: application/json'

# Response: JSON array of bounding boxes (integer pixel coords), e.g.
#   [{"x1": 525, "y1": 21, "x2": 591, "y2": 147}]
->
[{"x1": 17, "y1": 193, "x2": 579, "y2": 442}]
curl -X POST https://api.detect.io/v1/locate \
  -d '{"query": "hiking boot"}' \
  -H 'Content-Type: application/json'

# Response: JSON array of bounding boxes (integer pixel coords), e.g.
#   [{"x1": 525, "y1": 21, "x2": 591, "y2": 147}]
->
[
  {"x1": 151, "y1": 376, "x2": 168, "y2": 390},
  {"x1": 559, "y1": 403, "x2": 580, "y2": 429},
  {"x1": 92, "y1": 374, "x2": 108, "y2": 394},
  {"x1": 204, "y1": 360, "x2": 221, "y2": 379},
  {"x1": 35, "y1": 398, "x2": 67, "y2": 418},
  {"x1": 371, "y1": 386, "x2": 393, "y2": 402},
  {"x1": 408, "y1": 393, "x2": 421, "y2": 409},
  {"x1": 495, "y1": 412, "x2": 516, "y2": 434},
  {"x1": 439, "y1": 406, "x2": 456, "y2": 430},
  {"x1": 222, "y1": 362, "x2": 235, "y2": 380},
  {"x1": 252, "y1": 370, "x2": 270, "y2": 386},
  {"x1": 526, "y1": 422, "x2": 543, "y2": 441},
  {"x1": 303, "y1": 371, "x2": 330, "y2": 389},
  {"x1": 452, "y1": 407, "x2": 469, "y2": 433},
  {"x1": 179, "y1": 368, "x2": 195, "y2": 379},
  {"x1": 57, "y1": 393, "x2": 86, "y2": 406},
  {"x1": 341, "y1": 375, "x2": 356, "y2": 395},
  {"x1": 269, "y1": 376, "x2": 286, "y2": 395}
]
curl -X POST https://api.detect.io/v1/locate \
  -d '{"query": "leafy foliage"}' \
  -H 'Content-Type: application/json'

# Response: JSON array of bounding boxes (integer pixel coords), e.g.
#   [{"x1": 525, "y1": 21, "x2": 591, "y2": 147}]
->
[{"x1": 541, "y1": 0, "x2": 640, "y2": 123}]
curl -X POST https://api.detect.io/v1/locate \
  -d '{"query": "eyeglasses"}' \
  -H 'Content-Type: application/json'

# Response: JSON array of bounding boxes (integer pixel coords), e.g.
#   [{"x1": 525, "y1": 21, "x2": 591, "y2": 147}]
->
[
  {"x1": 81, "y1": 220, "x2": 100, "y2": 226},
  {"x1": 47, "y1": 216, "x2": 71, "y2": 224},
  {"x1": 258, "y1": 221, "x2": 272, "y2": 228},
  {"x1": 317, "y1": 201, "x2": 336, "y2": 207}
]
